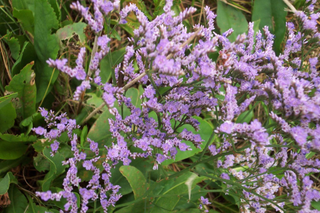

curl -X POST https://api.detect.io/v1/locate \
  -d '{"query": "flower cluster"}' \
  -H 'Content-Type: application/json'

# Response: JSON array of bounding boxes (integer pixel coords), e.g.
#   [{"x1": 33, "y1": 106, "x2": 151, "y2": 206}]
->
[
  {"x1": 34, "y1": 108, "x2": 121, "y2": 213},
  {"x1": 34, "y1": 0, "x2": 320, "y2": 212}
]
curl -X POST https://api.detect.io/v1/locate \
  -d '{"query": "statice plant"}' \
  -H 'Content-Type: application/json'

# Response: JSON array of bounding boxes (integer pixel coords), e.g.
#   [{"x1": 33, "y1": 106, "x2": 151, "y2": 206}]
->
[{"x1": 32, "y1": 0, "x2": 320, "y2": 212}]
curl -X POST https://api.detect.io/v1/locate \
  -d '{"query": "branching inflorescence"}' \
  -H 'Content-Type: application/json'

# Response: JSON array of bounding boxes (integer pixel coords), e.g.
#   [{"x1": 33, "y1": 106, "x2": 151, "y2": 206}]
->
[{"x1": 33, "y1": 0, "x2": 320, "y2": 212}]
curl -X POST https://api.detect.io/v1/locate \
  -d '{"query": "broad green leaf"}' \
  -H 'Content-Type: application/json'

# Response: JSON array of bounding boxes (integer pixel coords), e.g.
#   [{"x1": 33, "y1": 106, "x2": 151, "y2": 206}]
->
[
  {"x1": 34, "y1": 0, "x2": 60, "y2": 102},
  {"x1": 12, "y1": 42, "x2": 36, "y2": 76},
  {"x1": 0, "y1": 172, "x2": 17, "y2": 195},
  {"x1": 39, "y1": 147, "x2": 67, "y2": 191},
  {"x1": 123, "y1": 88, "x2": 141, "y2": 118},
  {"x1": 115, "y1": 200, "x2": 149, "y2": 213},
  {"x1": 86, "y1": 93, "x2": 107, "y2": 110},
  {"x1": 0, "y1": 102, "x2": 17, "y2": 133},
  {"x1": 110, "y1": 163, "x2": 133, "y2": 195},
  {"x1": 4, "y1": 185, "x2": 28, "y2": 213},
  {"x1": 151, "y1": 172, "x2": 204, "y2": 212},
  {"x1": 312, "y1": 201, "x2": 320, "y2": 210},
  {"x1": 236, "y1": 110, "x2": 254, "y2": 124},
  {"x1": 0, "y1": 172, "x2": 10, "y2": 195},
  {"x1": 0, "y1": 140, "x2": 28, "y2": 160},
  {"x1": 162, "y1": 117, "x2": 213, "y2": 166},
  {"x1": 56, "y1": 22, "x2": 87, "y2": 44},
  {"x1": 3, "y1": 34, "x2": 20, "y2": 60},
  {"x1": 20, "y1": 112, "x2": 39, "y2": 127},
  {"x1": 87, "y1": 108, "x2": 114, "y2": 144},
  {"x1": 11, "y1": 0, "x2": 35, "y2": 12},
  {"x1": 6, "y1": 62, "x2": 37, "y2": 119},
  {"x1": 252, "y1": 0, "x2": 287, "y2": 54},
  {"x1": 48, "y1": 0, "x2": 61, "y2": 22},
  {"x1": 33, "y1": 153, "x2": 50, "y2": 172},
  {"x1": 217, "y1": 1, "x2": 248, "y2": 42},
  {"x1": 13, "y1": 9, "x2": 34, "y2": 35},
  {"x1": 0, "y1": 93, "x2": 18, "y2": 110},
  {"x1": 120, "y1": 165, "x2": 148, "y2": 199},
  {"x1": 100, "y1": 47, "x2": 126, "y2": 83},
  {"x1": 0, "y1": 133, "x2": 37, "y2": 143}
]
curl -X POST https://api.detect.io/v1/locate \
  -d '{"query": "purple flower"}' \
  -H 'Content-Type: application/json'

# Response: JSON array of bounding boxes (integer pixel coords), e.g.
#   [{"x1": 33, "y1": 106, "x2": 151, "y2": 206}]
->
[
  {"x1": 48, "y1": 129, "x2": 59, "y2": 139},
  {"x1": 83, "y1": 160, "x2": 93, "y2": 170},
  {"x1": 156, "y1": 154, "x2": 166, "y2": 164},
  {"x1": 179, "y1": 142, "x2": 190, "y2": 151},
  {"x1": 40, "y1": 190, "x2": 52, "y2": 201},
  {"x1": 221, "y1": 173, "x2": 230, "y2": 180},
  {"x1": 40, "y1": 108, "x2": 48, "y2": 117},
  {"x1": 218, "y1": 121, "x2": 233, "y2": 134},
  {"x1": 200, "y1": 196, "x2": 211, "y2": 205},
  {"x1": 291, "y1": 126, "x2": 308, "y2": 146},
  {"x1": 108, "y1": 148, "x2": 119, "y2": 158},
  {"x1": 57, "y1": 124, "x2": 66, "y2": 131},
  {"x1": 51, "y1": 141, "x2": 60, "y2": 152},
  {"x1": 103, "y1": 93, "x2": 116, "y2": 107},
  {"x1": 33, "y1": 126, "x2": 47, "y2": 135},
  {"x1": 144, "y1": 85, "x2": 156, "y2": 99}
]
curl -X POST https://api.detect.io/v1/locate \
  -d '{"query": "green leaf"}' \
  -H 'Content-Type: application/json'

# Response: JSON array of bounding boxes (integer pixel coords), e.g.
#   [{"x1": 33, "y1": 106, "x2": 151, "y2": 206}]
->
[
  {"x1": 217, "y1": 1, "x2": 248, "y2": 42},
  {"x1": 80, "y1": 125, "x2": 88, "y2": 147},
  {"x1": 0, "y1": 172, "x2": 17, "y2": 195},
  {"x1": 48, "y1": 0, "x2": 61, "y2": 22},
  {"x1": 6, "y1": 62, "x2": 37, "y2": 119},
  {"x1": 120, "y1": 165, "x2": 148, "y2": 199},
  {"x1": 0, "y1": 140, "x2": 28, "y2": 160},
  {"x1": 86, "y1": 93, "x2": 107, "y2": 109},
  {"x1": 0, "y1": 93, "x2": 18, "y2": 110},
  {"x1": 39, "y1": 147, "x2": 67, "y2": 191},
  {"x1": 0, "y1": 133, "x2": 37, "y2": 143},
  {"x1": 33, "y1": 153, "x2": 50, "y2": 172},
  {"x1": 162, "y1": 117, "x2": 213, "y2": 166},
  {"x1": 236, "y1": 110, "x2": 254, "y2": 124},
  {"x1": 12, "y1": 42, "x2": 36, "y2": 76},
  {"x1": 252, "y1": 0, "x2": 287, "y2": 54},
  {"x1": 123, "y1": 88, "x2": 141, "y2": 118},
  {"x1": 312, "y1": 200, "x2": 320, "y2": 210},
  {"x1": 13, "y1": 9, "x2": 34, "y2": 35},
  {"x1": 87, "y1": 108, "x2": 114, "y2": 144},
  {"x1": 4, "y1": 185, "x2": 28, "y2": 213},
  {"x1": 100, "y1": 47, "x2": 126, "y2": 83},
  {"x1": 56, "y1": 22, "x2": 87, "y2": 44},
  {"x1": 0, "y1": 102, "x2": 17, "y2": 133},
  {"x1": 110, "y1": 163, "x2": 133, "y2": 195},
  {"x1": 34, "y1": 0, "x2": 60, "y2": 102},
  {"x1": 11, "y1": 0, "x2": 35, "y2": 11},
  {"x1": 151, "y1": 172, "x2": 204, "y2": 212},
  {"x1": 3, "y1": 34, "x2": 20, "y2": 60},
  {"x1": 0, "y1": 172, "x2": 10, "y2": 195}
]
